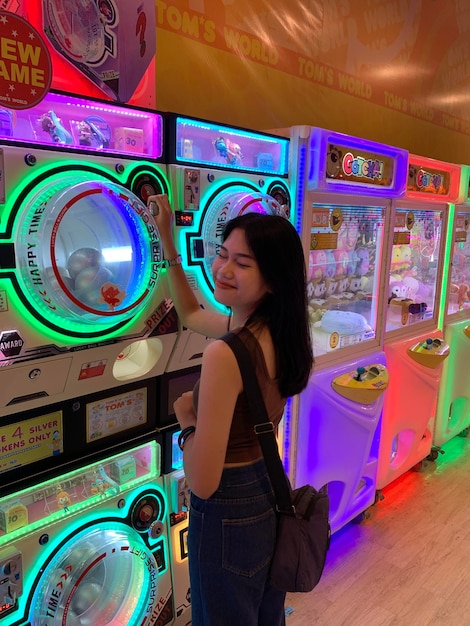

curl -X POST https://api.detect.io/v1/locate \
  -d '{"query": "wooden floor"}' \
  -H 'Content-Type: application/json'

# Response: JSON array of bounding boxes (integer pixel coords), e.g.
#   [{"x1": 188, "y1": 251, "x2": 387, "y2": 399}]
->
[{"x1": 285, "y1": 434, "x2": 470, "y2": 626}]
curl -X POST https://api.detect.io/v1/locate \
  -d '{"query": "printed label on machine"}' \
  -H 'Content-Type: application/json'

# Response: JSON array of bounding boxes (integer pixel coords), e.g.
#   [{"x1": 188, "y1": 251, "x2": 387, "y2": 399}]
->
[{"x1": 0, "y1": 411, "x2": 63, "y2": 473}]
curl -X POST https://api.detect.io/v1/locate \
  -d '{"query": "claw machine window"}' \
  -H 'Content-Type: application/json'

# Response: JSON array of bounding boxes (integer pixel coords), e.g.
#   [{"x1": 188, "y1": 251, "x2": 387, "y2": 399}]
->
[
  {"x1": 288, "y1": 126, "x2": 408, "y2": 534},
  {"x1": 434, "y1": 164, "x2": 470, "y2": 447},
  {"x1": 376, "y1": 155, "x2": 461, "y2": 492}
]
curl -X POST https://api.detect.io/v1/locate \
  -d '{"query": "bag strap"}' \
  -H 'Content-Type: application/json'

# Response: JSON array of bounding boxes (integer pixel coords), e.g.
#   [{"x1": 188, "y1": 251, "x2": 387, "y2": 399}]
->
[{"x1": 222, "y1": 332, "x2": 294, "y2": 513}]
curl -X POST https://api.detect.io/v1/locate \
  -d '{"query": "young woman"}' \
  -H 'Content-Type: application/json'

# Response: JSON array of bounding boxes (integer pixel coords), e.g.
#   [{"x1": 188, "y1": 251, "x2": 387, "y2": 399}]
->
[{"x1": 148, "y1": 194, "x2": 313, "y2": 626}]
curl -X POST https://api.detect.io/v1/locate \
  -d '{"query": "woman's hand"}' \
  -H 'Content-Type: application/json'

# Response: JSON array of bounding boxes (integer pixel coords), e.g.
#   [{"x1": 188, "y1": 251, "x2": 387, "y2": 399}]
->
[
  {"x1": 147, "y1": 194, "x2": 177, "y2": 254},
  {"x1": 174, "y1": 391, "x2": 197, "y2": 430}
]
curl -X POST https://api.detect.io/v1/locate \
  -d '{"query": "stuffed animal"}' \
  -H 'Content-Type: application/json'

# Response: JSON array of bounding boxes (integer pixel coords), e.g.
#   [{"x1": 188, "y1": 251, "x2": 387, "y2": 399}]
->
[
  {"x1": 389, "y1": 280, "x2": 407, "y2": 301},
  {"x1": 309, "y1": 250, "x2": 327, "y2": 281},
  {"x1": 402, "y1": 276, "x2": 419, "y2": 300},
  {"x1": 324, "y1": 250, "x2": 336, "y2": 278},
  {"x1": 390, "y1": 246, "x2": 401, "y2": 272},
  {"x1": 346, "y1": 250, "x2": 359, "y2": 276},
  {"x1": 355, "y1": 247, "x2": 370, "y2": 276},
  {"x1": 333, "y1": 249, "x2": 349, "y2": 277},
  {"x1": 398, "y1": 245, "x2": 412, "y2": 271},
  {"x1": 325, "y1": 278, "x2": 337, "y2": 298},
  {"x1": 313, "y1": 281, "x2": 327, "y2": 299},
  {"x1": 458, "y1": 283, "x2": 470, "y2": 309}
]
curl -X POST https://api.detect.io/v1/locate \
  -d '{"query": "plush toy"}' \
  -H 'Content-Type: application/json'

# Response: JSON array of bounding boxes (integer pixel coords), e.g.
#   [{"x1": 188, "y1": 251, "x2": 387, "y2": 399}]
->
[
  {"x1": 355, "y1": 247, "x2": 370, "y2": 276},
  {"x1": 360, "y1": 274, "x2": 374, "y2": 293},
  {"x1": 333, "y1": 249, "x2": 349, "y2": 277},
  {"x1": 402, "y1": 276, "x2": 419, "y2": 300},
  {"x1": 337, "y1": 277, "x2": 349, "y2": 294},
  {"x1": 309, "y1": 250, "x2": 327, "y2": 281},
  {"x1": 313, "y1": 281, "x2": 326, "y2": 299},
  {"x1": 346, "y1": 250, "x2": 359, "y2": 276},
  {"x1": 389, "y1": 279, "x2": 407, "y2": 300},
  {"x1": 325, "y1": 278, "x2": 337, "y2": 298},
  {"x1": 324, "y1": 250, "x2": 336, "y2": 278},
  {"x1": 458, "y1": 283, "x2": 470, "y2": 309},
  {"x1": 390, "y1": 246, "x2": 401, "y2": 272},
  {"x1": 307, "y1": 282, "x2": 315, "y2": 300},
  {"x1": 398, "y1": 245, "x2": 412, "y2": 271},
  {"x1": 349, "y1": 276, "x2": 362, "y2": 292}
]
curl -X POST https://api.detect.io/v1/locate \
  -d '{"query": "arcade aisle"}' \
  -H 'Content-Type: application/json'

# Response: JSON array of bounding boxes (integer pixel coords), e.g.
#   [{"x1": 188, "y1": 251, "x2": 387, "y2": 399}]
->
[{"x1": 285, "y1": 434, "x2": 470, "y2": 626}]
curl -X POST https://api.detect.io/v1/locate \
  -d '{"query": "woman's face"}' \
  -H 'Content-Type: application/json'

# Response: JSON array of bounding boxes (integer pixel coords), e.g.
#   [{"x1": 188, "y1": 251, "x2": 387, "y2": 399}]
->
[{"x1": 212, "y1": 228, "x2": 270, "y2": 313}]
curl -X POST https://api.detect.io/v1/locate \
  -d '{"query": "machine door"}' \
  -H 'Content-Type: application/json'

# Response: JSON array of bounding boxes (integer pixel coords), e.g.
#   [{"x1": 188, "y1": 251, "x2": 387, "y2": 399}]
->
[
  {"x1": 30, "y1": 522, "x2": 158, "y2": 625},
  {"x1": 14, "y1": 170, "x2": 161, "y2": 339}
]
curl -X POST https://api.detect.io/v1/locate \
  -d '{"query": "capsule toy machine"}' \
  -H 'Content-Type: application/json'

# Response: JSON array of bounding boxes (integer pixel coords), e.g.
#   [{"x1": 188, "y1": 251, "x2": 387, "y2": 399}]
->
[
  {"x1": 0, "y1": 375, "x2": 179, "y2": 626},
  {"x1": 164, "y1": 114, "x2": 294, "y2": 372},
  {"x1": 284, "y1": 126, "x2": 408, "y2": 533},
  {"x1": 0, "y1": 91, "x2": 180, "y2": 420},
  {"x1": 376, "y1": 155, "x2": 461, "y2": 492},
  {"x1": 433, "y1": 165, "x2": 470, "y2": 447}
]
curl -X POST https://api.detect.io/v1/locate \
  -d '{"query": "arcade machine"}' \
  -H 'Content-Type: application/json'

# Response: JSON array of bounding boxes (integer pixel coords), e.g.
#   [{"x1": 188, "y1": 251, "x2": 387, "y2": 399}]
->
[
  {"x1": 285, "y1": 126, "x2": 408, "y2": 533},
  {"x1": 0, "y1": 377, "x2": 176, "y2": 625},
  {"x1": 0, "y1": 91, "x2": 178, "y2": 420},
  {"x1": 433, "y1": 165, "x2": 470, "y2": 447},
  {"x1": 164, "y1": 113, "x2": 293, "y2": 373},
  {"x1": 376, "y1": 155, "x2": 461, "y2": 492},
  {"x1": 158, "y1": 115, "x2": 294, "y2": 622}
]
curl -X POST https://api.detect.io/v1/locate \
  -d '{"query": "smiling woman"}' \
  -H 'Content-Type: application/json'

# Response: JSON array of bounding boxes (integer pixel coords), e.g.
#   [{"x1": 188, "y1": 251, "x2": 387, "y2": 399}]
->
[{"x1": 147, "y1": 193, "x2": 313, "y2": 626}]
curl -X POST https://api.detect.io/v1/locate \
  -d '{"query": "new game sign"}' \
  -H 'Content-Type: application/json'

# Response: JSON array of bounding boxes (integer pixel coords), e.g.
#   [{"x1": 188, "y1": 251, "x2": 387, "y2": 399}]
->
[{"x1": 0, "y1": 11, "x2": 52, "y2": 109}]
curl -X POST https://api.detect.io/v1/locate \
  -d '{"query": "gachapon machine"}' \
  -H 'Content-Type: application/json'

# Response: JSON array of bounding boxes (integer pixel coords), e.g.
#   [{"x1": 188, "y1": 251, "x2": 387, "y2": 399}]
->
[
  {"x1": 376, "y1": 155, "x2": 460, "y2": 492},
  {"x1": 433, "y1": 165, "x2": 470, "y2": 446},
  {"x1": 164, "y1": 114, "x2": 294, "y2": 372},
  {"x1": 284, "y1": 126, "x2": 408, "y2": 533},
  {"x1": 0, "y1": 91, "x2": 178, "y2": 419},
  {"x1": 0, "y1": 374, "x2": 179, "y2": 626}
]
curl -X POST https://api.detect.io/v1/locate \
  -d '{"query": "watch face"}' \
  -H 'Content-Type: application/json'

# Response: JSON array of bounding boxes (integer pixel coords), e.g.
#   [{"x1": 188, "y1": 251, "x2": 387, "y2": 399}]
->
[{"x1": 44, "y1": 0, "x2": 106, "y2": 64}]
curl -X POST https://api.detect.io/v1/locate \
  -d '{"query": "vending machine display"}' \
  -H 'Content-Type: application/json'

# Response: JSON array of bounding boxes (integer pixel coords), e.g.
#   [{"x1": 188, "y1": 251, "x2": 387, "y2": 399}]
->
[
  {"x1": 164, "y1": 114, "x2": 293, "y2": 372},
  {"x1": 0, "y1": 92, "x2": 177, "y2": 418},
  {"x1": 286, "y1": 126, "x2": 408, "y2": 533},
  {"x1": 0, "y1": 441, "x2": 174, "y2": 625},
  {"x1": 376, "y1": 155, "x2": 461, "y2": 491},
  {"x1": 434, "y1": 164, "x2": 470, "y2": 446}
]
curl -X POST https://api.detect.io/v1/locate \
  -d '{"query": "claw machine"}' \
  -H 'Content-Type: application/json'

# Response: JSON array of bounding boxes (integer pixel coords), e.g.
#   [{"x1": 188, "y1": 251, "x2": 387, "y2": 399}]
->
[
  {"x1": 376, "y1": 155, "x2": 461, "y2": 491},
  {"x1": 433, "y1": 164, "x2": 470, "y2": 446},
  {"x1": 286, "y1": 126, "x2": 408, "y2": 533}
]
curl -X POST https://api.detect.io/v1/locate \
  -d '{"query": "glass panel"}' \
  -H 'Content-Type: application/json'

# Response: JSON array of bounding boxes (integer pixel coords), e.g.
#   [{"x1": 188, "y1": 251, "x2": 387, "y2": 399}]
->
[
  {"x1": 386, "y1": 207, "x2": 443, "y2": 331},
  {"x1": 448, "y1": 210, "x2": 470, "y2": 314},
  {"x1": 0, "y1": 91, "x2": 163, "y2": 158},
  {"x1": 0, "y1": 441, "x2": 159, "y2": 546},
  {"x1": 175, "y1": 116, "x2": 289, "y2": 175},
  {"x1": 307, "y1": 203, "x2": 385, "y2": 356}
]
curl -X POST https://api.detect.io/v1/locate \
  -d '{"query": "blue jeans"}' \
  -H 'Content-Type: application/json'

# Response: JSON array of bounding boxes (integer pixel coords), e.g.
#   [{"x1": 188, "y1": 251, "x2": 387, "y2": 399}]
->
[{"x1": 188, "y1": 458, "x2": 286, "y2": 626}]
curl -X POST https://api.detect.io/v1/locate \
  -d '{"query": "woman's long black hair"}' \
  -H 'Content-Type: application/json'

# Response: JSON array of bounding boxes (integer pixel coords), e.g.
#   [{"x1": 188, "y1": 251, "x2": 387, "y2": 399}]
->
[{"x1": 222, "y1": 213, "x2": 314, "y2": 397}]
